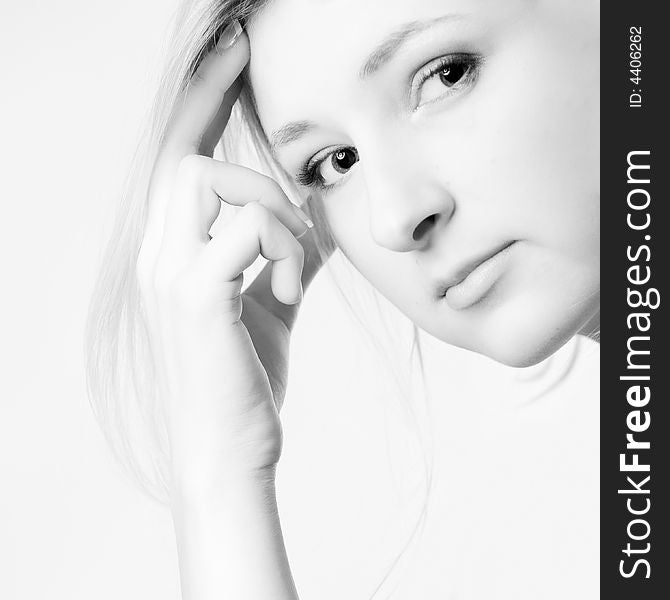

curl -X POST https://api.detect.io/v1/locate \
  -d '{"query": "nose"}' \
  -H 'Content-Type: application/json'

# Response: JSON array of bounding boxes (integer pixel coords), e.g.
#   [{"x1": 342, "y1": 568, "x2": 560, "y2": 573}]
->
[{"x1": 362, "y1": 151, "x2": 455, "y2": 252}]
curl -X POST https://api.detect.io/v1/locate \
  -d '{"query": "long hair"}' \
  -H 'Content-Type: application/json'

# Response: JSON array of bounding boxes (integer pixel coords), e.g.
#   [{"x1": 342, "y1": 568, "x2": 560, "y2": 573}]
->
[{"x1": 85, "y1": 0, "x2": 432, "y2": 593}]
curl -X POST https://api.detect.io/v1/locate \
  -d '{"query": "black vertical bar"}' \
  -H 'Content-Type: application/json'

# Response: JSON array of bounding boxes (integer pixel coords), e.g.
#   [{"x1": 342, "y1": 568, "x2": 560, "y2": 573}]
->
[{"x1": 601, "y1": 3, "x2": 669, "y2": 597}]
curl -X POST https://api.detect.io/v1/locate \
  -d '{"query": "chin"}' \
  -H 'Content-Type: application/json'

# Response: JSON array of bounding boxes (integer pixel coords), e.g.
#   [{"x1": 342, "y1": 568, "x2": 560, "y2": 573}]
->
[
  {"x1": 453, "y1": 287, "x2": 600, "y2": 369},
  {"x1": 481, "y1": 327, "x2": 577, "y2": 368}
]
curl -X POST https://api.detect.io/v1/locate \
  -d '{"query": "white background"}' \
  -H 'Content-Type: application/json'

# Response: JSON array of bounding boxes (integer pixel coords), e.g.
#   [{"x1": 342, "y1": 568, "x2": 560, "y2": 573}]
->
[{"x1": 0, "y1": 2, "x2": 599, "y2": 598}]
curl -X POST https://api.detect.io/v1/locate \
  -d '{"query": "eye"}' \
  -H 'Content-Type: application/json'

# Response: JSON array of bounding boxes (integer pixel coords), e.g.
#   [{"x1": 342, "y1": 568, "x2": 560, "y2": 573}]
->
[
  {"x1": 296, "y1": 146, "x2": 359, "y2": 189},
  {"x1": 414, "y1": 53, "x2": 481, "y2": 108},
  {"x1": 320, "y1": 147, "x2": 359, "y2": 185}
]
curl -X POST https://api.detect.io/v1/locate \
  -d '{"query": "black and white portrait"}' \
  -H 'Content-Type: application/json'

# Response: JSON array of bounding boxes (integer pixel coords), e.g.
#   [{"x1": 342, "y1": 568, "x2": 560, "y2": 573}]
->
[{"x1": 2, "y1": 1, "x2": 602, "y2": 598}]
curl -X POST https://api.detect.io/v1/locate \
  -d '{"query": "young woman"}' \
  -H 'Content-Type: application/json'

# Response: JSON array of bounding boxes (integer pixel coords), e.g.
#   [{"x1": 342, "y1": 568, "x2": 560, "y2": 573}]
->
[{"x1": 86, "y1": 0, "x2": 600, "y2": 597}]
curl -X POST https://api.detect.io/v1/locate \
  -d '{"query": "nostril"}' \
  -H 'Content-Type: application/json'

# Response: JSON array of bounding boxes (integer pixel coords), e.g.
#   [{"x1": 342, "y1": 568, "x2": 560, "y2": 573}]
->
[{"x1": 413, "y1": 214, "x2": 437, "y2": 242}]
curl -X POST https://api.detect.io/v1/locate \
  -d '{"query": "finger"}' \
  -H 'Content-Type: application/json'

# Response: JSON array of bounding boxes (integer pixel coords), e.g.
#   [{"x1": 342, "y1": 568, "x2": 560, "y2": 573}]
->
[
  {"x1": 197, "y1": 202, "x2": 304, "y2": 306},
  {"x1": 293, "y1": 195, "x2": 327, "y2": 290},
  {"x1": 161, "y1": 155, "x2": 312, "y2": 258},
  {"x1": 241, "y1": 228, "x2": 317, "y2": 327},
  {"x1": 162, "y1": 21, "x2": 249, "y2": 161},
  {"x1": 143, "y1": 23, "x2": 249, "y2": 272},
  {"x1": 243, "y1": 195, "x2": 329, "y2": 326},
  {"x1": 253, "y1": 191, "x2": 328, "y2": 282}
]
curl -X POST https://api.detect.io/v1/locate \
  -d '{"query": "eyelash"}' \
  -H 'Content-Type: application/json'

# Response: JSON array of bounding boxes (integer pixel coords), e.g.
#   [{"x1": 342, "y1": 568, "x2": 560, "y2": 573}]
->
[
  {"x1": 412, "y1": 53, "x2": 482, "y2": 107},
  {"x1": 294, "y1": 53, "x2": 483, "y2": 190},
  {"x1": 295, "y1": 148, "x2": 341, "y2": 189}
]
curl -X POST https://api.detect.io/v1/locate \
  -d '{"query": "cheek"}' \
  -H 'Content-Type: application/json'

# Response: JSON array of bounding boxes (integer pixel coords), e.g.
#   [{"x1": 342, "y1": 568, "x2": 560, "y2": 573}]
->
[
  {"x1": 322, "y1": 189, "x2": 383, "y2": 277},
  {"x1": 322, "y1": 188, "x2": 420, "y2": 304},
  {"x1": 471, "y1": 25, "x2": 599, "y2": 253}
]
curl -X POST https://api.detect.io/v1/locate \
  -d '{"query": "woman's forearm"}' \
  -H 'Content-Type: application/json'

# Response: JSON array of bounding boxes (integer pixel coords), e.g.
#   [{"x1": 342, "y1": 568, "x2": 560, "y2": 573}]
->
[{"x1": 171, "y1": 470, "x2": 299, "y2": 600}]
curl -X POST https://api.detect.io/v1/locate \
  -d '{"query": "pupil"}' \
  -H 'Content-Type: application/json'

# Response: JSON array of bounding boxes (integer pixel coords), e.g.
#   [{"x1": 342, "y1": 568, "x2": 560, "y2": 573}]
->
[
  {"x1": 439, "y1": 63, "x2": 466, "y2": 87},
  {"x1": 333, "y1": 148, "x2": 357, "y2": 172}
]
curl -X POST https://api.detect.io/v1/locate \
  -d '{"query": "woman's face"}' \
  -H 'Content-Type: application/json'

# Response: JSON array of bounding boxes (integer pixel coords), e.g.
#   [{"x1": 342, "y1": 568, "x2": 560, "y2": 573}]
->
[{"x1": 247, "y1": 0, "x2": 600, "y2": 367}]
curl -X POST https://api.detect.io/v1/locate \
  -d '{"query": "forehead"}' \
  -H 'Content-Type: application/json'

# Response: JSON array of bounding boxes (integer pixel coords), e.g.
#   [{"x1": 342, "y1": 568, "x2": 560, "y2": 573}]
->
[{"x1": 245, "y1": 0, "x2": 499, "y2": 134}]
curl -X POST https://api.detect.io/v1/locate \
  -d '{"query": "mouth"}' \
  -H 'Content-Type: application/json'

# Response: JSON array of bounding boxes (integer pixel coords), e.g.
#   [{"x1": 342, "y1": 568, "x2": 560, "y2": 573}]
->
[{"x1": 438, "y1": 241, "x2": 518, "y2": 310}]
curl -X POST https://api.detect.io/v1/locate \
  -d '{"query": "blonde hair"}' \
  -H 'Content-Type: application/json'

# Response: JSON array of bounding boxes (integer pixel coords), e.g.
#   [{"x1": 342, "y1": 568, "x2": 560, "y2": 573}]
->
[
  {"x1": 86, "y1": 0, "x2": 264, "y2": 504},
  {"x1": 85, "y1": 0, "x2": 432, "y2": 594}
]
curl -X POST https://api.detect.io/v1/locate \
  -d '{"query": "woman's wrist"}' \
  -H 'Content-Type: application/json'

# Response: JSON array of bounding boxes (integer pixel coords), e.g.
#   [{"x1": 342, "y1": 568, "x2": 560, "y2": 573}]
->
[
  {"x1": 170, "y1": 465, "x2": 299, "y2": 600},
  {"x1": 170, "y1": 463, "x2": 278, "y2": 512}
]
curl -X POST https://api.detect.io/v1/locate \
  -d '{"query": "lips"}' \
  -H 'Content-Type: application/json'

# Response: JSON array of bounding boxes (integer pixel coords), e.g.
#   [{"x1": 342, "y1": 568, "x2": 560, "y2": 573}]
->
[{"x1": 437, "y1": 241, "x2": 517, "y2": 309}]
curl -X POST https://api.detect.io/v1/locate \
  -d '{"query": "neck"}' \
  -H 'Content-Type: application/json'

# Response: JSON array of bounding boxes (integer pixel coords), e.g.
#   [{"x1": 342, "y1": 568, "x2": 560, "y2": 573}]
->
[{"x1": 578, "y1": 308, "x2": 600, "y2": 343}]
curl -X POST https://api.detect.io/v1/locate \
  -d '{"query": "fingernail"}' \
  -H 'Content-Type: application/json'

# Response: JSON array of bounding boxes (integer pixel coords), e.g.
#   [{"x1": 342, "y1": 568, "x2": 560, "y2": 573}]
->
[
  {"x1": 218, "y1": 19, "x2": 243, "y2": 50},
  {"x1": 293, "y1": 205, "x2": 314, "y2": 229}
]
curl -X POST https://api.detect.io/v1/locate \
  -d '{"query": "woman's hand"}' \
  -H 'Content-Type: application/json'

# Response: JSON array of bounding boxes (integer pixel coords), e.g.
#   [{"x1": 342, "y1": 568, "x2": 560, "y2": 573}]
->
[{"x1": 136, "y1": 22, "x2": 321, "y2": 496}]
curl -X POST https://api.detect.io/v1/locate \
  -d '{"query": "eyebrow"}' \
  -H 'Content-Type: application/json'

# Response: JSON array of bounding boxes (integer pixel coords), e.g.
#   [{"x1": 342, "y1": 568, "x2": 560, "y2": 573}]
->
[
  {"x1": 269, "y1": 13, "x2": 463, "y2": 153},
  {"x1": 359, "y1": 13, "x2": 463, "y2": 78},
  {"x1": 269, "y1": 120, "x2": 317, "y2": 153}
]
